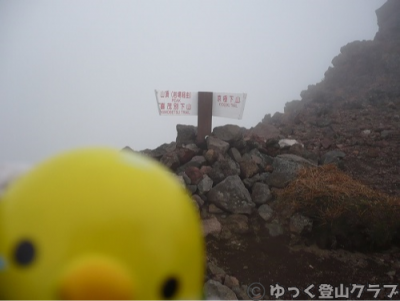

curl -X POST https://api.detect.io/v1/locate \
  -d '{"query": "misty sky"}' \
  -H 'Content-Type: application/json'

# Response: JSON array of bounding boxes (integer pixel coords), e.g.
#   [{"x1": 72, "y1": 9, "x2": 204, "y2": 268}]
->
[{"x1": 0, "y1": 0, "x2": 386, "y2": 164}]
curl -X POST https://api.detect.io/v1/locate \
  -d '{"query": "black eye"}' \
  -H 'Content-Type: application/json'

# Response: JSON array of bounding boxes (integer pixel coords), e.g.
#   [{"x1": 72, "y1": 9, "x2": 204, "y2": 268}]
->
[
  {"x1": 162, "y1": 277, "x2": 179, "y2": 299},
  {"x1": 14, "y1": 240, "x2": 35, "y2": 266}
]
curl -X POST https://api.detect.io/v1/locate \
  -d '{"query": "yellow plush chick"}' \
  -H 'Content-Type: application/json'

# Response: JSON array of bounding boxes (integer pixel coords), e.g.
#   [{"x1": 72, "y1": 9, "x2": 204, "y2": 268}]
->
[{"x1": 0, "y1": 148, "x2": 204, "y2": 300}]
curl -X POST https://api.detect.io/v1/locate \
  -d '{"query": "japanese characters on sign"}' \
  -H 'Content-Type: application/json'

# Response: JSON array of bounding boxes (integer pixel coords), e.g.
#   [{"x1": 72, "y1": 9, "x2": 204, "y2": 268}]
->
[
  {"x1": 212, "y1": 92, "x2": 247, "y2": 119},
  {"x1": 155, "y1": 90, "x2": 197, "y2": 116},
  {"x1": 247, "y1": 282, "x2": 399, "y2": 300},
  {"x1": 154, "y1": 90, "x2": 247, "y2": 120}
]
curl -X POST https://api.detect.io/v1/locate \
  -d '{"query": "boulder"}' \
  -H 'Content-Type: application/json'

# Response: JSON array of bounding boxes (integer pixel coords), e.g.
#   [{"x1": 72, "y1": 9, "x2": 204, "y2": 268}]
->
[
  {"x1": 176, "y1": 124, "x2": 197, "y2": 146},
  {"x1": 247, "y1": 122, "x2": 281, "y2": 142},
  {"x1": 204, "y1": 149, "x2": 219, "y2": 164},
  {"x1": 243, "y1": 174, "x2": 261, "y2": 189},
  {"x1": 206, "y1": 136, "x2": 230, "y2": 154},
  {"x1": 279, "y1": 139, "x2": 303, "y2": 148},
  {"x1": 142, "y1": 142, "x2": 176, "y2": 159},
  {"x1": 228, "y1": 147, "x2": 242, "y2": 163},
  {"x1": 239, "y1": 156, "x2": 259, "y2": 179},
  {"x1": 258, "y1": 204, "x2": 274, "y2": 221},
  {"x1": 320, "y1": 150, "x2": 346, "y2": 165},
  {"x1": 160, "y1": 152, "x2": 180, "y2": 170},
  {"x1": 208, "y1": 156, "x2": 240, "y2": 184},
  {"x1": 212, "y1": 124, "x2": 244, "y2": 143},
  {"x1": 268, "y1": 154, "x2": 316, "y2": 186},
  {"x1": 208, "y1": 175, "x2": 255, "y2": 214},
  {"x1": 176, "y1": 147, "x2": 196, "y2": 165},
  {"x1": 185, "y1": 166, "x2": 203, "y2": 185},
  {"x1": 192, "y1": 194, "x2": 204, "y2": 208},
  {"x1": 251, "y1": 182, "x2": 272, "y2": 205},
  {"x1": 204, "y1": 280, "x2": 238, "y2": 300},
  {"x1": 249, "y1": 148, "x2": 274, "y2": 167},
  {"x1": 198, "y1": 175, "x2": 213, "y2": 194},
  {"x1": 177, "y1": 155, "x2": 206, "y2": 173}
]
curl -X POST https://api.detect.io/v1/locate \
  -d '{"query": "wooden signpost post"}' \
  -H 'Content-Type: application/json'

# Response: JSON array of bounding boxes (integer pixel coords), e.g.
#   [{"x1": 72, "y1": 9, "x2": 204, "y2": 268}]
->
[
  {"x1": 197, "y1": 92, "x2": 213, "y2": 145},
  {"x1": 155, "y1": 90, "x2": 247, "y2": 144}
]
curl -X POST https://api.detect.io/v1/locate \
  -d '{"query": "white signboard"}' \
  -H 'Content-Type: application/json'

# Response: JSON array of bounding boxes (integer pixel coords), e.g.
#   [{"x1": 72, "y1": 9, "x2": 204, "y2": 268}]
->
[
  {"x1": 155, "y1": 90, "x2": 198, "y2": 116},
  {"x1": 155, "y1": 90, "x2": 247, "y2": 119},
  {"x1": 212, "y1": 92, "x2": 247, "y2": 120}
]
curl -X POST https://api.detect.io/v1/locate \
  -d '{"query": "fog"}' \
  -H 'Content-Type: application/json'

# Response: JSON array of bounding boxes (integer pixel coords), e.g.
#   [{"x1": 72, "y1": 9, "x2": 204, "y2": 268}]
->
[{"x1": 0, "y1": 0, "x2": 386, "y2": 164}]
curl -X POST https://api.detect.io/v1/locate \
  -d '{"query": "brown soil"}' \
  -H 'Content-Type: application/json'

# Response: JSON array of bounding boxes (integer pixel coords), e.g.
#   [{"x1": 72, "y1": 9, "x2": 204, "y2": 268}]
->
[{"x1": 206, "y1": 216, "x2": 400, "y2": 300}]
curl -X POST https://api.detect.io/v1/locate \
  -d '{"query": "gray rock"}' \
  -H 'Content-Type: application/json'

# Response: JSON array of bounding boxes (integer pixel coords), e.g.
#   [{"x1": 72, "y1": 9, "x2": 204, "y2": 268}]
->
[
  {"x1": 190, "y1": 155, "x2": 207, "y2": 166},
  {"x1": 208, "y1": 175, "x2": 255, "y2": 214},
  {"x1": 198, "y1": 175, "x2": 213, "y2": 194},
  {"x1": 249, "y1": 148, "x2": 274, "y2": 167},
  {"x1": 160, "y1": 152, "x2": 180, "y2": 170},
  {"x1": 185, "y1": 166, "x2": 203, "y2": 185},
  {"x1": 186, "y1": 185, "x2": 197, "y2": 194},
  {"x1": 265, "y1": 172, "x2": 293, "y2": 188},
  {"x1": 204, "y1": 149, "x2": 219, "y2": 164},
  {"x1": 279, "y1": 138, "x2": 303, "y2": 148},
  {"x1": 212, "y1": 124, "x2": 244, "y2": 143},
  {"x1": 247, "y1": 122, "x2": 281, "y2": 141},
  {"x1": 181, "y1": 172, "x2": 191, "y2": 185},
  {"x1": 176, "y1": 147, "x2": 196, "y2": 165},
  {"x1": 176, "y1": 124, "x2": 197, "y2": 147},
  {"x1": 204, "y1": 280, "x2": 238, "y2": 300},
  {"x1": 258, "y1": 204, "x2": 274, "y2": 221},
  {"x1": 321, "y1": 150, "x2": 346, "y2": 165},
  {"x1": 208, "y1": 156, "x2": 240, "y2": 184},
  {"x1": 176, "y1": 155, "x2": 206, "y2": 173},
  {"x1": 276, "y1": 154, "x2": 317, "y2": 167},
  {"x1": 121, "y1": 146, "x2": 135, "y2": 153},
  {"x1": 251, "y1": 182, "x2": 272, "y2": 205},
  {"x1": 268, "y1": 154, "x2": 315, "y2": 186},
  {"x1": 259, "y1": 172, "x2": 271, "y2": 182},
  {"x1": 192, "y1": 194, "x2": 204, "y2": 207},
  {"x1": 202, "y1": 216, "x2": 222, "y2": 237},
  {"x1": 206, "y1": 136, "x2": 230, "y2": 154},
  {"x1": 183, "y1": 143, "x2": 200, "y2": 154},
  {"x1": 290, "y1": 213, "x2": 313, "y2": 234},
  {"x1": 265, "y1": 222, "x2": 284, "y2": 237},
  {"x1": 243, "y1": 174, "x2": 260, "y2": 189},
  {"x1": 229, "y1": 147, "x2": 242, "y2": 163},
  {"x1": 224, "y1": 275, "x2": 240, "y2": 289},
  {"x1": 233, "y1": 285, "x2": 249, "y2": 300},
  {"x1": 239, "y1": 155, "x2": 259, "y2": 179},
  {"x1": 142, "y1": 142, "x2": 176, "y2": 159},
  {"x1": 208, "y1": 262, "x2": 226, "y2": 278},
  {"x1": 288, "y1": 144, "x2": 320, "y2": 164}
]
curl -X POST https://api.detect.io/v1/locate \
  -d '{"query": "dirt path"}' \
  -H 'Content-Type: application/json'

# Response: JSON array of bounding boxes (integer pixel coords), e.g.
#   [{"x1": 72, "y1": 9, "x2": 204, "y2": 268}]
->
[{"x1": 207, "y1": 229, "x2": 400, "y2": 300}]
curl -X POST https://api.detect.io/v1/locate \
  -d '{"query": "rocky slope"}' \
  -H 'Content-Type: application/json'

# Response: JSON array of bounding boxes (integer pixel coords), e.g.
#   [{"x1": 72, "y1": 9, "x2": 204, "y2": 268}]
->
[
  {"x1": 133, "y1": 121, "x2": 399, "y2": 299},
  {"x1": 270, "y1": 0, "x2": 400, "y2": 197},
  {"x1": 126, "y1": 1, "x2": 400, "y2": 299}
]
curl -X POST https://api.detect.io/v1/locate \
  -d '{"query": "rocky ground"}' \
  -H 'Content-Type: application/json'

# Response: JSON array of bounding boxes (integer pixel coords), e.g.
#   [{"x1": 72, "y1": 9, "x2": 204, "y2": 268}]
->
[{"x1": 131, "y1": 1, "x2": 400, "y2": 299}]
